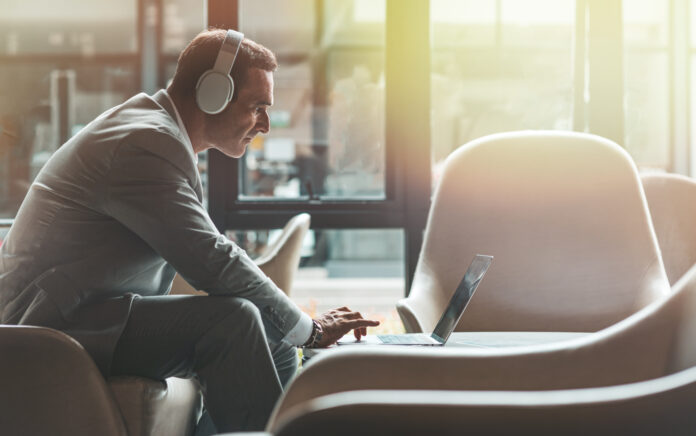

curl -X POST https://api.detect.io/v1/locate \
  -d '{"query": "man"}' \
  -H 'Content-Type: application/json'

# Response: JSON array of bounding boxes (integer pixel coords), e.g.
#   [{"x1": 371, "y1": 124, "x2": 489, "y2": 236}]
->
[{"x1": 0, "y1": 29, "x2": 379, "y2": 432}]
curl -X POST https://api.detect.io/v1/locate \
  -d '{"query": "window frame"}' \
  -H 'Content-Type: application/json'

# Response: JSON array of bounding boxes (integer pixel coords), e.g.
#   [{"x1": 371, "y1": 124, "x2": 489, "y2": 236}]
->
[
  {"x1": 6, "y1": 0, "x2": 696, "y2": 292},
  {"x1": 206, "y1": 0, "x2": 432, "y2": 292}
]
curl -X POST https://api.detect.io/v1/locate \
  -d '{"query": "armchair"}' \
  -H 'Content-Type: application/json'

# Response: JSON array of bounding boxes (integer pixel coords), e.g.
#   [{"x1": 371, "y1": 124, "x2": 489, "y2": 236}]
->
[
  {"x1": 267, "y1": 263, "x2": 696, "y2": 430},
  {"x1": 642, "y1": 173, "x2": 696, "y2": 286},
  {"x1": 0, "y1": 325, "x2": 200, "y2": 436},
  {"x1": 172, "y1": 213, "x2": 310, "y2": 296},
  {"x1": 398, "y1": 131, "x2": 669, "y2": 333},
  {"x1": 255, "y1": 376, "x2": 696, "y2": 436}
]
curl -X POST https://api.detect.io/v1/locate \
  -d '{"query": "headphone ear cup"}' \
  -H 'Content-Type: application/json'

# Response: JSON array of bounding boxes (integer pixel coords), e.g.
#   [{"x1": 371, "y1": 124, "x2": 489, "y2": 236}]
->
[{"x1": 195, "y1": 71, "x2": 234, "y2": 115}]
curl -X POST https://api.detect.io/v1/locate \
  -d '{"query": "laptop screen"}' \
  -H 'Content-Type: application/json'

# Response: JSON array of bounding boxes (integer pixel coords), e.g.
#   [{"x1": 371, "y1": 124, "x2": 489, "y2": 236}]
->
[{"x1": 431, "y1": 254, "x2": 493, "y2": 343}]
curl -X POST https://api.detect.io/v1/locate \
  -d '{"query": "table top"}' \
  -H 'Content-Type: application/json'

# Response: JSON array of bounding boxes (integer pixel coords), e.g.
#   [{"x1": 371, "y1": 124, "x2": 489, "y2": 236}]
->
[
  {"x1": 443, "y1": 331, "x2": 588, "y2": 348},
  {"x1": 302, "y1": 331, "x2": 589, "y2": 361}
]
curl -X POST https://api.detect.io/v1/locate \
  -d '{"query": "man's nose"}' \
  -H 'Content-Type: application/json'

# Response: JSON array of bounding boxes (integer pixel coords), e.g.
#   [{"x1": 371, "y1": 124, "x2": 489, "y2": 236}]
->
[{"x1": 257, "y1": 112, "x2": 270, "y2": 134}]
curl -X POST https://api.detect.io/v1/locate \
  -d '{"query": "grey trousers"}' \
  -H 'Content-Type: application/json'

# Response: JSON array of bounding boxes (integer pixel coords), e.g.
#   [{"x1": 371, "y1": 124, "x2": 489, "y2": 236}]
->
[{"x1": 110, "y1": 295, "x2": 298, "y2": 433}]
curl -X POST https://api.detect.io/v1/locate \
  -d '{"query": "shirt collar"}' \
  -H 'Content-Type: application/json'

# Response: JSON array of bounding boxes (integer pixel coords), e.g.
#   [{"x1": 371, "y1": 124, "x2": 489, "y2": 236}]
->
[{"x1": 162, "y1": 90, "x2": 197, "y2": 163}]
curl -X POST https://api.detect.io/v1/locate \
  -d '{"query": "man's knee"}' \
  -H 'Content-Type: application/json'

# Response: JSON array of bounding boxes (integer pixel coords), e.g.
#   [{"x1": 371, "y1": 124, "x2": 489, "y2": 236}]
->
[
  {"x1": 211, "y1": 296, "x2": 263, "y2": 327},
  {"x1": 194, "y1": 297, "x2": 267, "y2": 359}
]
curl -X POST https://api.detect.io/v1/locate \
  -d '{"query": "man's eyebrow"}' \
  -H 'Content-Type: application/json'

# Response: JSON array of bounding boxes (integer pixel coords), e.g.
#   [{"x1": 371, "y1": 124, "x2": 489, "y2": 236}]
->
[{"x1": 255, "y1": 100, "x2": 272, "y2": 106}]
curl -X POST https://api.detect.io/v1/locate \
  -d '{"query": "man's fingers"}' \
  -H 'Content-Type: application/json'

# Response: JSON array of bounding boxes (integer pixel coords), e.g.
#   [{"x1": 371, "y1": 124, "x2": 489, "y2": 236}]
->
[
  {"x1": 342, "y1": 311, "x2": 364, "y2": 320},
  {"x1": 344, "y1": 319, "x2": 380, "y2": 329},
  {"x1": 355, "y1": 326, "x2": 367, "y2": 337},
  {"x1": 318, "y1": 310, "x2": 380, "y2": 344},
  {"x1": 352, "y1": 325, "x2": 368, "y2": 341}
]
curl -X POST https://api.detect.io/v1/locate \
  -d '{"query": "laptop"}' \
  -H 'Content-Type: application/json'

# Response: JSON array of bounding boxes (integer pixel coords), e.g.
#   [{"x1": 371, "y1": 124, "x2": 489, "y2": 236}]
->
[{"x1": 336, "y1": 254, "x2": 493, "y2": 346}]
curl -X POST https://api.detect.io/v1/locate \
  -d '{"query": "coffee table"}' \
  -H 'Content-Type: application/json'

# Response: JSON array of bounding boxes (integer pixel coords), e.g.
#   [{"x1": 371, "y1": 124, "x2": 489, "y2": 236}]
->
[{"x1": 302, "y1": 331, "x2": 588, "y2": 362}]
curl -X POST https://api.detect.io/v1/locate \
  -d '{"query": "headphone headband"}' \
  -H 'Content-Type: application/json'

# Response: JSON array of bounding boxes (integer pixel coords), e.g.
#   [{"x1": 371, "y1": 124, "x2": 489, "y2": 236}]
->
[{"x1": 213, "y1": 29, "x2": 244, "y2": 75}]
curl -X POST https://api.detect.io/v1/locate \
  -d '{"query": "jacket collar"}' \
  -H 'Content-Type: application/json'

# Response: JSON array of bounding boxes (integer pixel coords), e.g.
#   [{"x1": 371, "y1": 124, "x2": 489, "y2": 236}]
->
[
  {"x1": 152, "y1": 90, "x2": 195, "y2": 161},
  {"x1": 152, "y1": 89, "x2": 177, "y2": 120}
]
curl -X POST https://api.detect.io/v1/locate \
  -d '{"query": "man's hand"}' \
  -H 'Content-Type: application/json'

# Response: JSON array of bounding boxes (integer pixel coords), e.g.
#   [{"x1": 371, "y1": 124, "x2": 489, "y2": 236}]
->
[{"x1": 313, "y1": 307, "x2": 380, "y2": 347}]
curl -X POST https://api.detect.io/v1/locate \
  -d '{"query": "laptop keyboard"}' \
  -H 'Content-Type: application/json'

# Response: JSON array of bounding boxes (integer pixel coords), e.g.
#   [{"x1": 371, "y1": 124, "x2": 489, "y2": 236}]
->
[{"x1": 377, "y1": 334, "x2": 436, "y2": 345}]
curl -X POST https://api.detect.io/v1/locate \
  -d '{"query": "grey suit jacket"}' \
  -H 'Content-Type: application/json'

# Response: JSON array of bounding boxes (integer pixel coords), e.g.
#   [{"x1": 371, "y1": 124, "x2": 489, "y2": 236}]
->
[{"x1": 0, "y1": 90, "x2": 306, "y2": 374}]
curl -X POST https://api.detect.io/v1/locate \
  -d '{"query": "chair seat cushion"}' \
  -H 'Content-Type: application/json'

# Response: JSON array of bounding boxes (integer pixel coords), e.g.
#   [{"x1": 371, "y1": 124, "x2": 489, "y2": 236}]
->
[{"x1": 108, "y1": 376, "x2": 201, "y2": 436}]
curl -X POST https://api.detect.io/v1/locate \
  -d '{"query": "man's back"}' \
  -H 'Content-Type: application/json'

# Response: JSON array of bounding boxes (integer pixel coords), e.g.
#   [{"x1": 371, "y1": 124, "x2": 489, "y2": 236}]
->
[
  {"x1": 5, "y1": 93, "x2": 195, "y2": 297},
  {"x1": 0, "y1": 92, "x2": 201, "y2": 370}
]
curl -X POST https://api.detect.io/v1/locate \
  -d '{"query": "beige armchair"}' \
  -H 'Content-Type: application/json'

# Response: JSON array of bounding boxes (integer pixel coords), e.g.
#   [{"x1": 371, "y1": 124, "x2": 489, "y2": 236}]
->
[
  {"x1": 171, "y1": 213, "x2": 310, "y2": 296},
  {"x1": 267, "y1": 262, "x2": 696, "y2": 431},
  {"x1": 242, "y1": 375, "x2": 696, "y2": 436},
  {"x1": 398, "y1": 131, "x2": 669, "y2": 333},
  {"x1": 642, "y1": 173, "x2": 696, "y2": 286}
]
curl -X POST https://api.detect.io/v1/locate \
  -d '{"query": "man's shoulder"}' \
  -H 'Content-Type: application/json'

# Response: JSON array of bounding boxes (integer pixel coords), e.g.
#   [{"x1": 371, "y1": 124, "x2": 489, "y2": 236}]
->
[
  {"x1": 78, "y1": 92, "x2": 185, "y2": 149},
  {"x1": 114, "y1": 93, "x2": 184, "y2": 142},
  {"x1": 108, "y1": 93, "x2": 199, "y2": 182}
]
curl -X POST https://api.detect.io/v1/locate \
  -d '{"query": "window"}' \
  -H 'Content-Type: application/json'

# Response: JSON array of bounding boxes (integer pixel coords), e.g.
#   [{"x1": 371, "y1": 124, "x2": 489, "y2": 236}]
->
[
  {"x1": 0, "y1": 0, "x2": 139, "y2": 218},
  {"x1": 209, "y1": 1, "x2": 431, "y2": 294},
  {"x1": 4, "y1": 0, "x2": 696, "y2": 322},
  {"x1": 623, "y1": 0, "x2": 671, "y2": 169},
  {"x1": 430, "y1": 0, "x2": 575, "y2": 182},
  {"x1": 0, "y1": 0, "x2": 138, "y2": 55},
  {"x1": 220, "y1": 0, "x2": 412, "y2": 328},
  {"x1": 237, "y1": 0, "x2": 386, "y2": 200},
  {"x1": 0, "y1": 0, "x2": 205, "y2": 218}
]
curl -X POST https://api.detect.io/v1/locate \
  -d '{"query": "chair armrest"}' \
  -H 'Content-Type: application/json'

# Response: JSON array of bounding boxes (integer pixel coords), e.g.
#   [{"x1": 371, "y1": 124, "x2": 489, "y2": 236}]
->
[
  {"x1": 396, "y1": 298, "x2": 427, "y2": 333},
  {"x1": 0, "y1": 325, "x2": 127, "y2": 436},
  {"x1": 397, "y1": 278, "x2": 449, "y2": 333},
  {"x1": 108, "y1": 376, "x2": 202, "y2": 436},
  {"x1": 273, "y1": 371, "x2": 696, "y2": 436},
  {"x1": 272, "y1": 288, "x2": 680, "y2": 429}
]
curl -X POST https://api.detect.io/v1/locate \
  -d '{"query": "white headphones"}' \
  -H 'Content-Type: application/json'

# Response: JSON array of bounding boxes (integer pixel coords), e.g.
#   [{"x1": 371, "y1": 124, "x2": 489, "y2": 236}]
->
[{"x1": 195, "y1": 29, "x2": 244, "y2": 115}]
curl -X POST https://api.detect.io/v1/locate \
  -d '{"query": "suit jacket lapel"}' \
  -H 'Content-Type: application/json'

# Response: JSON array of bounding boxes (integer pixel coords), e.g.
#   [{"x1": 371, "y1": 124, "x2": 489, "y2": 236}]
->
[{"x1": 151, "y1": 90, "x2": 204, "y2": 201}]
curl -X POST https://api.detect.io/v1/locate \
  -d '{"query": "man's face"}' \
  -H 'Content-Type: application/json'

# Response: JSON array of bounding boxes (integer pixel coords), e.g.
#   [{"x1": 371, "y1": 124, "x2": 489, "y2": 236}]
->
[{"x1": 205, "y1": 67, "x2": 273, "y2": 158}]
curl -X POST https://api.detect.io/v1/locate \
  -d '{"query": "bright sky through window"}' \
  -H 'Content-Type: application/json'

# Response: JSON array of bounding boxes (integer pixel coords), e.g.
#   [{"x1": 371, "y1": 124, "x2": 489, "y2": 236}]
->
[{"x1": 353, "y1": 0, "x2": 385, "y2": 22}]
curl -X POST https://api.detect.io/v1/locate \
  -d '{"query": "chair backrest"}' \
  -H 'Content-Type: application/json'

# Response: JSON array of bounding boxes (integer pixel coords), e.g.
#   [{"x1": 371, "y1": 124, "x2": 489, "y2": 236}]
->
[
  {"x1": 255, "y1": 213, "x2": 311, "y2": 295},
  {"x1": 170, "y1": 213, "x2": 310, "y2": 296},
  {"x1": 641, "y1": 173, "x2": 696, "y2": 286},
  {"x1": 401, "y1": 131, "x2": 669, "y2": 332}
]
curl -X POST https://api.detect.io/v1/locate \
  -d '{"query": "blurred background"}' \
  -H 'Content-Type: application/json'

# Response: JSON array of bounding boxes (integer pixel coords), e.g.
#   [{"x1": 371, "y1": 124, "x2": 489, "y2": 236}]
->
[{"x1": 0, "y1": 0, "x2": 691, "y2": 332}]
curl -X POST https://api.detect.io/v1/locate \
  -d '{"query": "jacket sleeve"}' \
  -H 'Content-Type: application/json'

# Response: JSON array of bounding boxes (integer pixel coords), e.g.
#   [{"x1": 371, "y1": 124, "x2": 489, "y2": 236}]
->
[{"x1": 102, "y1": 131, "x2": 310, "y2": 345}]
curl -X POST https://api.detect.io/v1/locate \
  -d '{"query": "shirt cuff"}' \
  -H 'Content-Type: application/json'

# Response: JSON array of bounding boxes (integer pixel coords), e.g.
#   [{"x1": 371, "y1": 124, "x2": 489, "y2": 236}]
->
[{"x1": 284, "y1": 311, "x2": 314, "y2": 346}]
